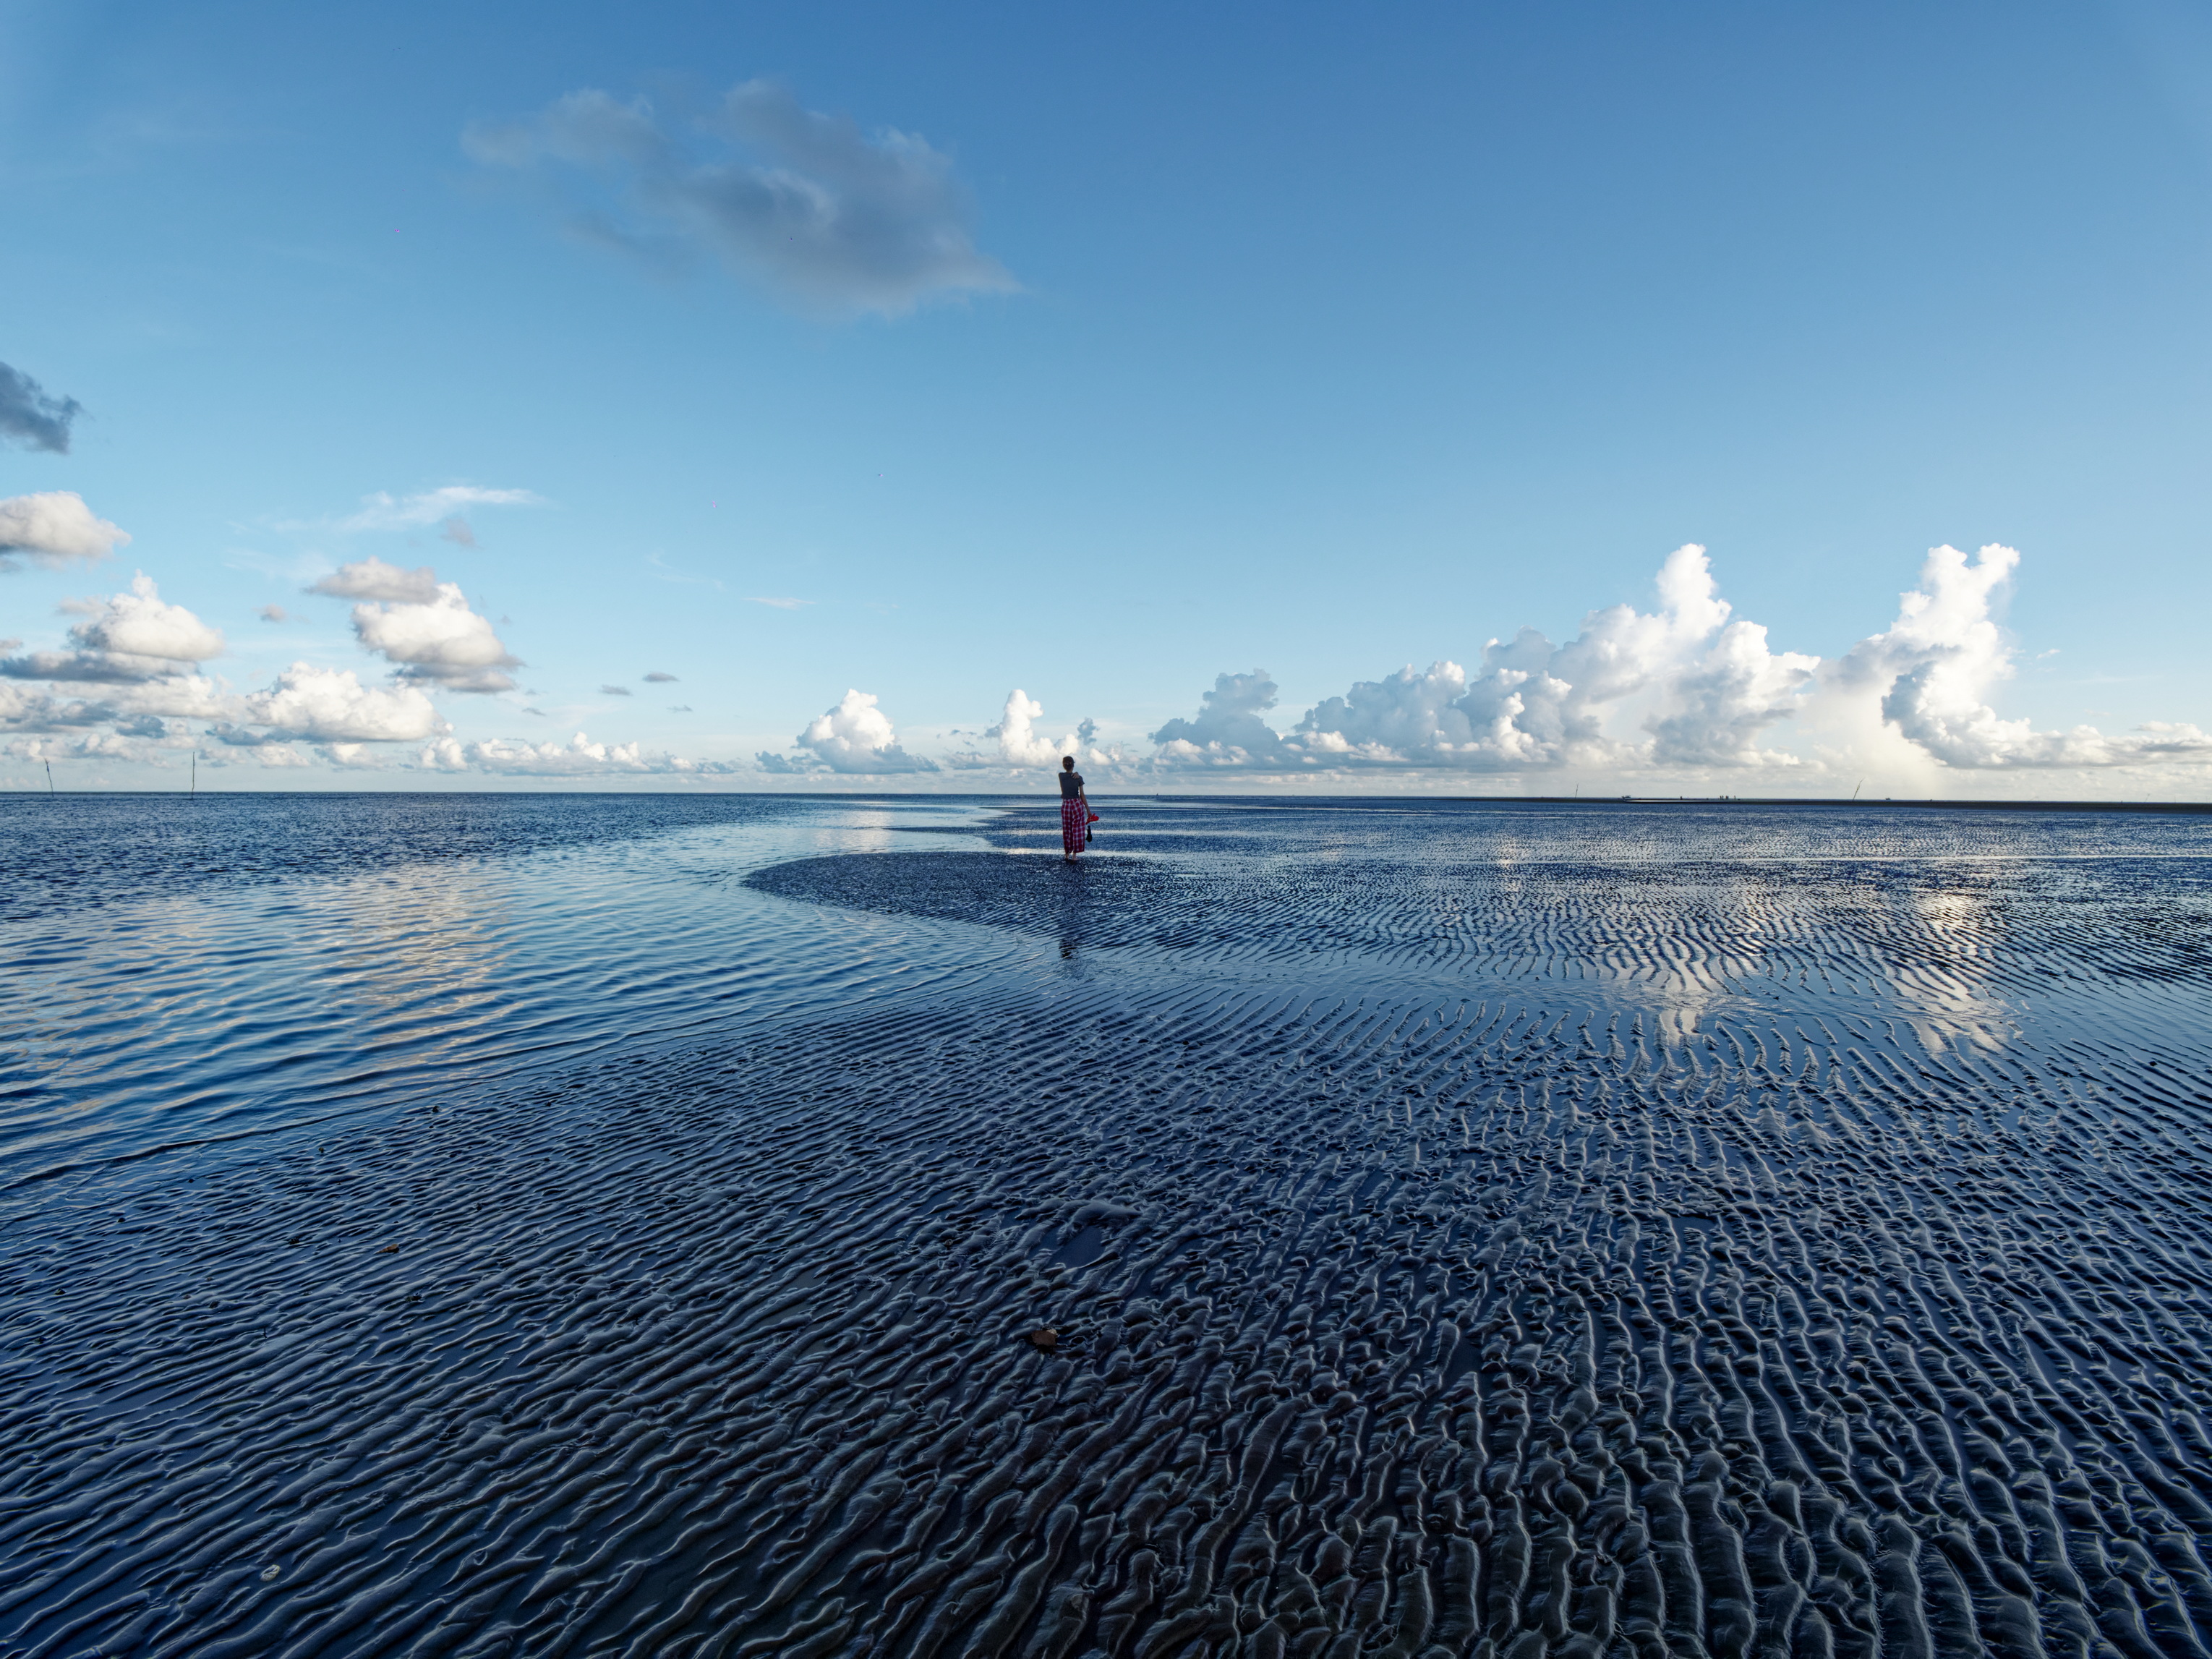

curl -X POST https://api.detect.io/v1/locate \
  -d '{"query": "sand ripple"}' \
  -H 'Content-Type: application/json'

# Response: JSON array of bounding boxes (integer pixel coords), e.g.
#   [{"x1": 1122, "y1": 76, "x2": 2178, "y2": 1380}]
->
[{"x1": 3, "y1": 800, "x2": 2208, "y2": 1657}]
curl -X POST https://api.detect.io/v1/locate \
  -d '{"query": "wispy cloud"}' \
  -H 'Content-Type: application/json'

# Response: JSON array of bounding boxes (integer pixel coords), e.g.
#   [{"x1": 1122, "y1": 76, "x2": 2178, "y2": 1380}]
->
[
  {"x1": 326, "y1": 486, "x2": 545, "y2": 533},
  {"x1": 645, "y1": 552, "x2": 723, "y2": 590},
  {"x1": 223, "y1": 547, "x2": 331, "y2": 583},
  {"x1": 465, "y1": 81, "x2": 1017, "y2": 318},
  {"x1": 746, "y1": 595, "x2": 811, "y2": 610}
]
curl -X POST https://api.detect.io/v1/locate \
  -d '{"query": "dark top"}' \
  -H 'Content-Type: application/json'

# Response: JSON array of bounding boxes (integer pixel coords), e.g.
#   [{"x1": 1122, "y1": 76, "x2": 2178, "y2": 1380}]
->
[{"x1": 1058, "y1": 770, "x2": 1085, "y2": 799}]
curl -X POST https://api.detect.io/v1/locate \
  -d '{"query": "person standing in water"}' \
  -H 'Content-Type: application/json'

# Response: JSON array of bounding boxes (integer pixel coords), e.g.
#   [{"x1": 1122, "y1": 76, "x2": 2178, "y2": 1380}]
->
[{"x1": 1057, "y1": 754, "x2": 1088, "y2": 863}]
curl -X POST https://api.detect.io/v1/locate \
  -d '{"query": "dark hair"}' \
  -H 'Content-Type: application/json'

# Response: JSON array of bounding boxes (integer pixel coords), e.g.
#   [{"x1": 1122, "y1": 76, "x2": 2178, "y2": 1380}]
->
[{"x1": 1061, "y1": 755, "x2": 1075, "y2": 769}]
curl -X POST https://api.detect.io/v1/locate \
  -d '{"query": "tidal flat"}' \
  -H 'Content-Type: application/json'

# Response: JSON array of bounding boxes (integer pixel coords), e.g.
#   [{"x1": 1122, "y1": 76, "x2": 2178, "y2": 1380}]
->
[{"x1": 2, "y1": 793, "x2": 2209, "y2": 1658}]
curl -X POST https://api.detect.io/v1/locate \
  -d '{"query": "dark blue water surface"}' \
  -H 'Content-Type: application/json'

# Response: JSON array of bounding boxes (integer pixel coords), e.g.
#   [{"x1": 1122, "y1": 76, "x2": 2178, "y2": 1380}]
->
[{"x1": 3, "y1": 793, "x2": 2210, "y2": 1658}]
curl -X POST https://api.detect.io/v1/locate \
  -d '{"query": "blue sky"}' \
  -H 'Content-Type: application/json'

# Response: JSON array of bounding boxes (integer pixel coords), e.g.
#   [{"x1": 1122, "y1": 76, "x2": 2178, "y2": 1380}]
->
[{"x1": 4, "y1": 0, "x2": 2211, "y2": 793}]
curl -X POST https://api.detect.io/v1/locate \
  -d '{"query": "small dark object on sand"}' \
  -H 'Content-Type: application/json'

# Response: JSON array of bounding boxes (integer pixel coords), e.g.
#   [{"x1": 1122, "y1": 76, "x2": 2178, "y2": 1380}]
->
[{"x1": 1025, "y1": 1327, "x2": 1058, "y2": 1351}]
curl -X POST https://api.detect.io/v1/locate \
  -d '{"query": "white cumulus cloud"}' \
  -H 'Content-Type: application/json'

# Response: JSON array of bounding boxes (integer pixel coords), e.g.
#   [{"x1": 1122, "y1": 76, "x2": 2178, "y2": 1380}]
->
[
  {"x1": 309, "y1": 556, "x2": 442, "y2": 603},
  {"x1": 466, "y1": 81, "x2": 1017, "y2": 318},
  {"x1": 349, "y1": 581, "x2": 521, "y2": 694},
  {"x1": 417, "y1": 731, "x2": 742, "y2": 776},
  {"x1": 1647, "y1": 618, "x2": 1817, "y2": 767},
  {"x1": 947, "y1": 696, "x2": 1130, "y2": 773},
  {"x1": 1291, "y1": 546, "x2": 1814, "y2": 771},
  {"x1": 0, "y1": 566, "x2": 724, "y2": 771},
  {"x1": 93, "y1": 677, "x2": 233, "y2": 723},
  {"x1": 197, "y1": 738, "x2": 315, "y2": 769},
  {"x1": 0, "y1": 681, "x2": 106, "y2": 733},
  {"x1": 67, "y1": 573, "x2": 226, "y2": 662},
  {"x1": 1150, "y1": 670, "x2": 1307, "y2": 769},
  {"x1": 986, "y1": 689, "x2": 1076, "y2": 766},
  {"x1": 1150, "y1": 542, "x2": 2208, "y2": 782},
  {"x1": 947, "y1": 692, "x2": 1142, "y2": 773},
  {"x1": 1819, "y1": 544, "x2": 2212, "y2": 769},
  {"x1": 5, "y1": 730, "x2": 176, "y2": 765},
  {"x1": 0, "y1": 492, "x2": 132, "y2": 571},
  {"x1": 1153, "y1": 549, "x2": 1819, "y2": 773},
  {"x1": 0, "y1": 573, "x2": 224, "y2": 684},
  {"x1": 240, "y1": 663, "x2": 445, "y2": 742},
  {"x1": 759, "y1": 688, "x2": 936, "y2": 773}
]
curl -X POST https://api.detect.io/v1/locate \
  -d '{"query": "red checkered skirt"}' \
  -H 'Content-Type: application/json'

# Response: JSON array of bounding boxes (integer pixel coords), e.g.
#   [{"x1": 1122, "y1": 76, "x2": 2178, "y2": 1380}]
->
[{"x1": 1060, "y1": 796, "x2": 1088, "y2": 855}]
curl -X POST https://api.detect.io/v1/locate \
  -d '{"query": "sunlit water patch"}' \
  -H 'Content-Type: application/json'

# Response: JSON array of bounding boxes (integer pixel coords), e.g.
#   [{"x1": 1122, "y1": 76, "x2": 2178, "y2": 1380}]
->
[{"x1": 2, "y1": 796, "x2": 2209, "y2": 1658}]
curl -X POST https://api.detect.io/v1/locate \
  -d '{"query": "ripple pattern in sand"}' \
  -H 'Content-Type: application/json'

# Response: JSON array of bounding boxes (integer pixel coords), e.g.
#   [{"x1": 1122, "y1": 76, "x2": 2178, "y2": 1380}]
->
[
  {"x1": 7, "y1": 801, "x2": 2212, "y2": 1658},
  {"x1": 7, "y1": 971, "x2": 2211, "y2": 1655},
  {"x1": 749, "y1": 840, "x2": 2212, "y2": 1003}
]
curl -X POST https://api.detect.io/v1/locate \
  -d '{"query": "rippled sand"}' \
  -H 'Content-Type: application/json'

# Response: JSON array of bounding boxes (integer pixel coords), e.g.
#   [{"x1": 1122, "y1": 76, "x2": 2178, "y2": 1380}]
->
[{"x1": 4, "y1": 796, "x2": 2210, "y2": 1658}]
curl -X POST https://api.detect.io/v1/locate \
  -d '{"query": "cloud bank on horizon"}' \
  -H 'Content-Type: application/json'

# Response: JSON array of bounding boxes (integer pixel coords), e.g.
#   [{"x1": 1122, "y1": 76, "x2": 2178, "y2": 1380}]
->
[
  {"x1": 755, "y1": 542, "x2": 2212, "y2": 790},
  {"x1": 4, "y1": 537, "x2": 2208, "y2": 790},
  {"x1": 1133, "y1": 544, "x2": 2211, "y2": 782},
  {"x1": 0, "y1": 468, "x2": 728, "y2": 777},
  {"x1": 0, "y1": 549, "x2": 717, "y2": 777},
  {"x1": 464, "y1": 81, "x2": 1017, "y2": 317}
]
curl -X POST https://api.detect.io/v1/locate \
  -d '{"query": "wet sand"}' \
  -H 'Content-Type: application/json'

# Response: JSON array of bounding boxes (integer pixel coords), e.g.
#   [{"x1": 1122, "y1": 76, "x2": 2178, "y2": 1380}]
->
[{"x1": 3, "y1": 797, "x2": 2208, "y2": 1657}]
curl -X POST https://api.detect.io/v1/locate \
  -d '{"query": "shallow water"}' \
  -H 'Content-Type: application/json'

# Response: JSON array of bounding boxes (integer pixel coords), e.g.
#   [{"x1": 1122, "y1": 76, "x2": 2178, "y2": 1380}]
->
[{"x1": 3, "y1": 794, "x2": 2210, "y2": 1658}]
